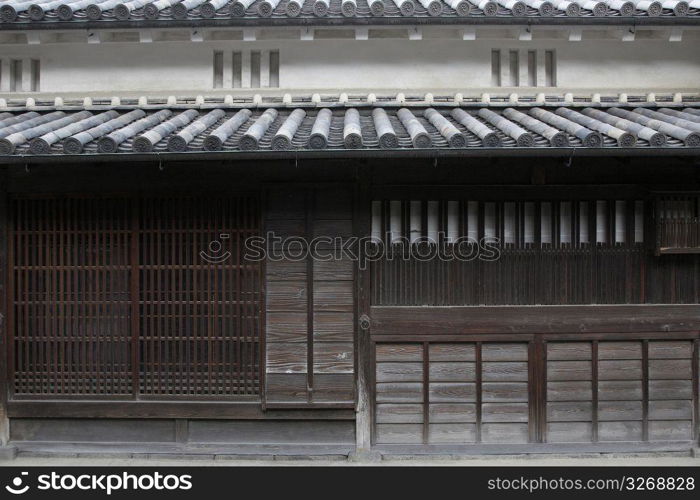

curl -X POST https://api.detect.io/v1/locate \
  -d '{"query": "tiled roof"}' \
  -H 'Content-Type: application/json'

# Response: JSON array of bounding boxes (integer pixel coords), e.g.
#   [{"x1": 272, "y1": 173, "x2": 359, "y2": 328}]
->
[
  {"x1": 1, "y1": 102, "x2": 699, "y2": 159},
  {"x1": 0, "y1": 0, "x2": 698, "y2": 25}
]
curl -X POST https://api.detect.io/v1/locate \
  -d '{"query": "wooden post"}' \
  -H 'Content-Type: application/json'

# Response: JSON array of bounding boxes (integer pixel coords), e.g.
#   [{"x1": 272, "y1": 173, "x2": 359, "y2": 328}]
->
[
  {"x1": 350, "y1": 166, "x2": 379, "y2": 461},
  {"x1": 0, "y1": 166, "x2": 15, "y2": 459}
]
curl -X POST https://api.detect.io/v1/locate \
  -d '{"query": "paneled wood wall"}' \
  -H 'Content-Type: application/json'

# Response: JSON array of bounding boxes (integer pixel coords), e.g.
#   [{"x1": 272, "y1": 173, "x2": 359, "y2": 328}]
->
[{"x1": 264, "y1": 186, "x2": 355, "y2": 407}]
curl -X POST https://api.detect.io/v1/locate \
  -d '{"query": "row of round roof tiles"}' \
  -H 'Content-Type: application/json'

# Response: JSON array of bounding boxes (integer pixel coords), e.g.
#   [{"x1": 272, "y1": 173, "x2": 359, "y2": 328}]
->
[
  {"x1": 1, "y1": 0, "x2": 697, "y2": 22},
  {"x1": 1, "y1": 106, "x2": 699, "y2": 156}
]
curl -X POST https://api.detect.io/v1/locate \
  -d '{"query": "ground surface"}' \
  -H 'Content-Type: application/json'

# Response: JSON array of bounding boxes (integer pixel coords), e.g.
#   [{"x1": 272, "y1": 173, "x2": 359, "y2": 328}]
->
[{"x1": 1, "y1": 454, "x2": 699, "y2": 467}]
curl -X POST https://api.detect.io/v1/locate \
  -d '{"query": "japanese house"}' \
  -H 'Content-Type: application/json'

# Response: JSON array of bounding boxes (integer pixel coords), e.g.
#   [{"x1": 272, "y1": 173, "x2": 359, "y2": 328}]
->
[{"x1": 0, "y1": 0, "x2": 699, "y2": 459}]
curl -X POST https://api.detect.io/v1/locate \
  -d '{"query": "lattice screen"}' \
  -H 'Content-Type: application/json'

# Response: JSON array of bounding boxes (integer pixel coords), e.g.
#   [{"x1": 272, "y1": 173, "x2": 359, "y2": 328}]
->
[{"x1": 9, "y1": 196, "x2": 261, "y2": 398}]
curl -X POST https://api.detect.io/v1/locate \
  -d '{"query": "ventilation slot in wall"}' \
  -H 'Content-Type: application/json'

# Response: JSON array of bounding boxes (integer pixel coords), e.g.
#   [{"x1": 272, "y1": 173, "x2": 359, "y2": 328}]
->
[
  {"x1": 2, "y1": 58, "x2": 40, "y2": 92},
  {"x1": 213, "y1": 50, "x2": 280, "y2": 89},
  {"x1": 491, "y1": 49, "x2": 557, "y2": 88}
]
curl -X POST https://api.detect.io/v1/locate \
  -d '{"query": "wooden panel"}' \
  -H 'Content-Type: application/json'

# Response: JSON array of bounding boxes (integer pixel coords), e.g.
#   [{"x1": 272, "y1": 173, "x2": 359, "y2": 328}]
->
[
  {"x1": 266, "y1": 312, "x2": 307, "y2": 343},
  {"x1": 482, "y1": 343, "x2": 528, "y2": 361},
  {"x1": 547, "y1": 343, "x2": 591, "y2": 361},
  {"x1": 648, "y1": 341, "x2": 693, "y2": 359},
  {"x1": 429, "y1": 383, "x2": 476, "y2": 403},
  {"x1": 649, "y1": 359, "x2": 692, "y2": 380},
  {"x1": 598, "y1": 381, "x2": 643, "y2": 401},
  {"x1": 376, "y1": 344, "x2": 423, "y2": 362},
  {"x1": 313, "y1": 312, "x2": 354, "y2": 341},
  {"x1": 648, "y1": 420, "x2": 693, "y2": 441},
  {"x1": 265, "y1": 373, "x2": 307, "y2": 403},
  {"x1": 314, "y1": 258, "x2": 354, "y2": 281},
  {"x1": 482, "y1": 403, "x2": 529, "y2": 423},
  {"x1": 598, "y1": 360, "x2": 642, "y2": 380},
  {"x1": 481, "y1": 423, "x2": 529, "y2": 444},
  {"x1": 482, "y1": 382, "x2": 529, "y2": 402},
  {"x1": 547, "y1": 402, "x2": 593, "y2": 422},
  {"x1": 375, "y1": 383, "x2": 424, "y2": 403},
  {"x1": 266, "y1": 281, "x2": 307, "y2": 312},
  {"x1": 376, "y1": 404, "x2": 424, "y2": 424},
  {"x1": 313, "y1": 342, "x2": 354, "y2": 374},
  {"x1": 429, "y1": 403, "x2": 477, "y2": 423},
  {"x1": 428, "y1": 362, "x2": 475, "y2": 382},
  {"x1": 547, "y1": 422, "x2": 593, "y2": 443},
  {"x1": 313, "y1": 373, "x2": 354, "y2": 402},
  {"x1": 376, "y1": 362, "x2": 423, "y2": 383},
  {"x1": 648, "y1": 380, "x2": 692, "y2": 400},
  {"x1": 598, "y1": 401, "x2": 643, "y2": 421},
  {"x1": 547, "y1": 381, "x2": 592, "y2": 401},
  {"x1": 648, "y1": 400, "x2": 692, "y2": 420},
  {"x1": 266, "y1": 259, "x2": 307, "y2": 281},
  {"x1": 598, "y1": 421, "x2": 643, "y2": 442},
  {"x1": 313, "y1": 282, "x2": 353, "y2": 312},
  {"x1": 482, "y1": 362, "x2": 529, "y2": 382},
  {"x1": 376, "y1": 424, "x2": 424, "y2": 444},
  {"x1": 266, "y1": 343, "x2": 307, "y2": 373},
  {"x1": 428, "y1": 423, "x2": 477, "y2": 444},
  {"x1": 429, "y1": 344, "x2": 475, "y2": 362},
  {"x1": 547, "y1": 361, "x2": 592, "y2": 381}
]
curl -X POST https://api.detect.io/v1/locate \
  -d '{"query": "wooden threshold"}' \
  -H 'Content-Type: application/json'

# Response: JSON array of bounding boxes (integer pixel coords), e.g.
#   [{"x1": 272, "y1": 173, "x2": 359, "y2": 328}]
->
[{"x1": 7, "y1": 401, "x2": 356, "y2": 420}]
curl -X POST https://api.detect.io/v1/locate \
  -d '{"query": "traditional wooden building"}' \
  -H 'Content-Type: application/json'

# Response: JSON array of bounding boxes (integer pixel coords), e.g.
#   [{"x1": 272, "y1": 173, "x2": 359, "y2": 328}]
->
[{"x1": 0, "y1": 0, "x2": 699, "y2": 459}]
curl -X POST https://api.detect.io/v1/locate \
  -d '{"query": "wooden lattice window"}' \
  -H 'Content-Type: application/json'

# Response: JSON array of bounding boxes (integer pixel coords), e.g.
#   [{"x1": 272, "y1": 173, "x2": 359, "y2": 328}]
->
[
  {"x1": 8, "y1": 196, "x2": 262, "y2": 398},
  {"x1": 654, "y1": 194, "x2": 700, "y2": 255},
  {"x1": 370, "y1": 197, "x2": 699, "y2": 306}
]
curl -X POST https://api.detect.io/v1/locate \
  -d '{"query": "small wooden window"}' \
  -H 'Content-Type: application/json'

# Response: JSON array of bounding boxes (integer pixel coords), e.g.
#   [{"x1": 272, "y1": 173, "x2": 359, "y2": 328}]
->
[{"x1": 654, "y1": 193, "x2": 700, "y2": 254}]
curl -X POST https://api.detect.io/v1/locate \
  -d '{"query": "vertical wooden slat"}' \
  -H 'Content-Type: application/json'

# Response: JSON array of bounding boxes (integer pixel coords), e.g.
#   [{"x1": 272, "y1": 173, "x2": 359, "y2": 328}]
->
[
  {"x1": 591, "y1": 340, "x2": 599, "y2": 443},
  {"x1": 642, "y1": 339, "x2": 649, "y2": 442}
]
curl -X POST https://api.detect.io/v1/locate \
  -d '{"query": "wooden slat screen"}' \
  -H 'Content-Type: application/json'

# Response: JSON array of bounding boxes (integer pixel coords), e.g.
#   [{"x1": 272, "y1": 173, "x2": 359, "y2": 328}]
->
[
  {"x1": 9, "y1": 196, "x2": 262, "y2": 398},
  {"x1": 371, "y1": 198, "x2": 700, "y2": 306}
]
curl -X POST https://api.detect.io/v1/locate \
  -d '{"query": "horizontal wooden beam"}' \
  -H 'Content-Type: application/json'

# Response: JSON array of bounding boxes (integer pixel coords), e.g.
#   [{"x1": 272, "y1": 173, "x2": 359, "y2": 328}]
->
[
  {"x1": 7, "y1": 401, "x2": 355, "y2": 420},
  {"x1": 370, "y1": 305, "x2": 700, "y2": 336}
]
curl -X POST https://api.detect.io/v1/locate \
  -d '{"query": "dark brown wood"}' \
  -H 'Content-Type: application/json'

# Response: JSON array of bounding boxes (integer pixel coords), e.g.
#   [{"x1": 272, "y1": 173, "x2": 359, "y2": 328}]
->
[
  {"x1": 693, "y1": 339, "x2": 699, "y2": 441},
  {"x1": 0, "y1": 168, "x2": 9, "y2": 447},
  {"x1": 371, "y1": 305, "x2": 700, "y2": 336},
  {"x1": 8, "y1": 195, "x2": 262, "y2": 405},
  {"x1": 7, "y1": 400, "x2": 354, "y2": 419},
  {"x1": 591, "y1": 340, "x2": 599, "y2": 443}
]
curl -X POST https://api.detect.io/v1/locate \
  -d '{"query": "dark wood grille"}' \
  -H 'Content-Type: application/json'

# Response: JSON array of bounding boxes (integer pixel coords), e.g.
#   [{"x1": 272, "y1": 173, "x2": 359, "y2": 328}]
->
[
  {"x1": 655, "y1": 194, "x2": 700, "y2": 254},
  {"x1": 9, "y1": 195, "x2": 262, "y2": 398},
  {"x1": 371, "y1": 198, "x2": 700, "y2": 306}
]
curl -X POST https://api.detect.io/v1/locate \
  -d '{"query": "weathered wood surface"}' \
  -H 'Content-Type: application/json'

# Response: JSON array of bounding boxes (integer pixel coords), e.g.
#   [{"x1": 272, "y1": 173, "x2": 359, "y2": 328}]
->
[
  {"x1": 265, "y1": 186, "x2": 355, "y2": 406},
  {"x1": 370, "y1": 305, "x2": 700, "y2": 336}
]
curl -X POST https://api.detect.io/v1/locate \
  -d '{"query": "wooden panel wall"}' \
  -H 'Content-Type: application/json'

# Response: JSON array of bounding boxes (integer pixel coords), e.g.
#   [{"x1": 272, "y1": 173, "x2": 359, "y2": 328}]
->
[
  {"x1": 264, "y1": 186, "x2": 355, "y2": 406},
  {"x1": 547, "y1": 340, "x2": 696, "y2": 443},
  {"x1": 374, "y1": 335, "x2": 699, "y2": 448},
  {"x1": 375, "y1": 342, "x2": 530, "y2": 445}
]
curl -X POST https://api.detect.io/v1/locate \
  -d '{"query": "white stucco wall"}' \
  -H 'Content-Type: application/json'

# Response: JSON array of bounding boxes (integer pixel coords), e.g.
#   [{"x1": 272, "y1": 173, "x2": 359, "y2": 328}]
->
[{"x1": 0, "y1": 28, "x2": 698, "y2": 95}]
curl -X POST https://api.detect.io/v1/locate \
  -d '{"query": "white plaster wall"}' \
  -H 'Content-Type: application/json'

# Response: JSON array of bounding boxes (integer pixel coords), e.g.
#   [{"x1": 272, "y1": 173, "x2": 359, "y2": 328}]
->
[{"x1": 0, "y1": 35, "x2": 698, "y2": 95}]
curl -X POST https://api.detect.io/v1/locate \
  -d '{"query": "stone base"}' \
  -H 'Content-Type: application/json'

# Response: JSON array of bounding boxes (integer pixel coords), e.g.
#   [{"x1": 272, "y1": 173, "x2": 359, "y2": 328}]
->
[
  {"x1": 347, "y1": 448, "x2": 382, "y2": 463},
  {"x1": 692, "y1": 448, "x2": 700, "y2": 459},
  {"x1": 0, "y1": 446, "x2": 17, "y2": 461}
]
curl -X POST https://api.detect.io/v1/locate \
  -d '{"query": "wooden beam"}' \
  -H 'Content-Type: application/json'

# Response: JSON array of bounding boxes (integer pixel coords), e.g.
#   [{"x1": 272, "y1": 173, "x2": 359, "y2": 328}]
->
[
  {"x1": 352, "y1": 166, "x2": 375, "y2": 459},
  {"x1": 7, "y1": 401, "x2": 355, "y2": 420},
  {"x1": 370, "y1": 305, "x2": 700, "y2": 336},
  {"x1": 0, "y1": 167, "x2": 12, "y2": 457}
]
